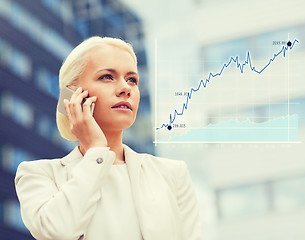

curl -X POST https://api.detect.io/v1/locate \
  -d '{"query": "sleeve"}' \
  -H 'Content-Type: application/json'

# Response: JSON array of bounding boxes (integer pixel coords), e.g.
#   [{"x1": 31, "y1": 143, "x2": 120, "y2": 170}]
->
[
  {"x1": 15, "y1": 147, "x2": 115, "y2": 240},
  {"x1": 177, "y1": 161, "x2": 202, "y2": 240}
]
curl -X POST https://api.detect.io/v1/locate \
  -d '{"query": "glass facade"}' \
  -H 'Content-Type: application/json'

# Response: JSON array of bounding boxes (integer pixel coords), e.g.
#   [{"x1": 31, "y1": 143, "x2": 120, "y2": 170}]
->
[
  {"x1": 0, "y1": 92, "x2": 34, "y2": 129},
  {"x1": 0, "y1": 38, "x2": 32, "y2": 80},
  {"x1": 41, "y1": 0, "x2": 74, "y2": 24},
  {"x1": 0, "y1": 0, "x2": 150, "y2": 238},
  {"x1": 34, "y1": 67, "x2": 59, "y2": 98},
  {"x1": 1, "y1": 144, "x2": 34, "y2": 174},
  {"x1": 0, "y1": 0, "x2": 73, "y2": 60}
]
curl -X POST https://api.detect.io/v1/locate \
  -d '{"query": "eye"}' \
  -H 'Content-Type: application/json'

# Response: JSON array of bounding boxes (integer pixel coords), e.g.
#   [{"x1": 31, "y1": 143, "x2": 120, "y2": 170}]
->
[
  {"x1": 98, "y1": 74, "x2": 113, "y2": 80},
  {"x1": 127, "y1": 77, "x2": 138, "y2": 85}
]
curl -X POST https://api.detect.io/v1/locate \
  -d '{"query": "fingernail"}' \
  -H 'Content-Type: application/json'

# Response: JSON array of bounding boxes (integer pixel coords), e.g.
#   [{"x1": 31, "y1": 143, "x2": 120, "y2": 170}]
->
[{"x1": 63, "y1": 99, "x2": 68, "y2": 103}]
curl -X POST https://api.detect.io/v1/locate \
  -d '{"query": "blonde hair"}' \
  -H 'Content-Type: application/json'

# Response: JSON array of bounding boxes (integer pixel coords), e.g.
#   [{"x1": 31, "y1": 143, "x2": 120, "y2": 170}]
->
[{"x1": 56, "y1": 36, "x2": 137, "y2": 141}]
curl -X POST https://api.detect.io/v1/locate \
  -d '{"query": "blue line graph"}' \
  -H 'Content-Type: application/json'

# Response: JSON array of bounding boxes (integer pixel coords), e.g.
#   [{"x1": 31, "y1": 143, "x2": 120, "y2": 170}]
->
[{"x1": 156, "y1": 39, "x2": 300, "y2": 130}]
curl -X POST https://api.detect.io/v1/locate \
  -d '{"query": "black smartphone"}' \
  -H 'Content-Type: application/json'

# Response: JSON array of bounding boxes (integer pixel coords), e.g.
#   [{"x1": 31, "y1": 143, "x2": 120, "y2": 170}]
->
[{"x1": 58, "y1": 86, "x2": 95, "y2": 116}]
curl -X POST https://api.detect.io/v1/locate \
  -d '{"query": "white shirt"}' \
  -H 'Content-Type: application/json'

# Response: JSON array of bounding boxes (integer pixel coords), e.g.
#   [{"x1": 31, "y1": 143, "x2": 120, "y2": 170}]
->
[{"x1": 85, "y1": 164, "x2": 143, "y2": 240}]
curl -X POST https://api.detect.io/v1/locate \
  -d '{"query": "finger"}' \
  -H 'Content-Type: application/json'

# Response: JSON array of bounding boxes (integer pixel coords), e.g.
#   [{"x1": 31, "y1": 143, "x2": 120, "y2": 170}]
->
[
  {"x1": 82, "y1": 96, "x2": 97, "y2": 115},
  {"x1": 71, "y1": 89, "x2": 89, "y2": 111},
  {"x1": 69, "y1": 87, "x2": 84, "y2": 119},
  {"x1": 70, "y1": 87, "x2": 82, "y2": 102},
  {"x1": 74, "y1": 90, "x2": 89, "y2": 118},
  {"x1": 63, "y1": 99, "x2": 72, "y2": 120},
  {"x1": 76, "y1": 90, "x2": 89, "y2": 105},
  {"x1": 68, "y1": 99, "x2": 80, "y2": 121},
  {"x1": 69, "y1": 87, "x2": 83, "y2": 110}
]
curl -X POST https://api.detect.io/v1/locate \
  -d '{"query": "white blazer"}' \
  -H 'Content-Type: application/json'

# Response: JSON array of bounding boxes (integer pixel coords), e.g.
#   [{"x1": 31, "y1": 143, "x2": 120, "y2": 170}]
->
[{"x1": 15, "y1": 145, "x2": 202, "y2": 240}]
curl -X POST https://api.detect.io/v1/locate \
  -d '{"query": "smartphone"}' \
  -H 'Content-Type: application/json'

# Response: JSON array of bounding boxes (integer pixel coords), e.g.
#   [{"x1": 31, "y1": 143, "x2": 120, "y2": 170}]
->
[{"x1": 58, "y1": 86, "x2": 95, "y2": 116}]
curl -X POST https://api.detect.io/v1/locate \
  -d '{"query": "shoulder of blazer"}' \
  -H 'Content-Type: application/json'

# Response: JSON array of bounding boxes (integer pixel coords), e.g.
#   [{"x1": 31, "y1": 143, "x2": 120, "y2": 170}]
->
[{"x1": 15, "y1": 146, "x2": 81, "y2": 183}]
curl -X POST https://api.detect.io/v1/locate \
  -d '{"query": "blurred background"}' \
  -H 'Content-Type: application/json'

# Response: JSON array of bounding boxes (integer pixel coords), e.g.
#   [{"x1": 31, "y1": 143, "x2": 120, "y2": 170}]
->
[{"x1": 0, "y1": 0, "x2": 305, "y2": 239}]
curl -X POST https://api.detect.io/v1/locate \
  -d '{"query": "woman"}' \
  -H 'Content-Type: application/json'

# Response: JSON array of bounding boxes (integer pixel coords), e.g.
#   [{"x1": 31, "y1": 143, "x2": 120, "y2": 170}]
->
[{"x1": 15, "y1": 36, "x2": 202, "y2": 240}]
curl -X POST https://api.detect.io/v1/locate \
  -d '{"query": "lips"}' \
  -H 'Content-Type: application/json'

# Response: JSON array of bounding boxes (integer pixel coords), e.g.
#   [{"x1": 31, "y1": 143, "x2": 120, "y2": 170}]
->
[{"x1": 111, "y1": 101, "x2": 132, "y2": 111}]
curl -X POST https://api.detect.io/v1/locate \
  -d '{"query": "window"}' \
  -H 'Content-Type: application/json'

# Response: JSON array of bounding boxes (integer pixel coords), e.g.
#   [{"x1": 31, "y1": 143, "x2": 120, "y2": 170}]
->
[
  {"x1": 0, "y1": 92, "x2": 34, "y2": 129},
  {"x1": 1, "y1": 144, "x2": 34, "y2": 173},
  {"x1": 36, "y1": 113, "x2": 77, "y2": 151},
  {"x1": 74, "y1": 18, "x2": 90, "y2": 38},
  {"x1": 0, "y1": 0, "x2": 73, "y2": 60},
  {"x1": 35, "y1": 67, "x2": 59, "y2": 98},
  {"x1": 36, "y1": 114, "x2": 57, "y2": 140},
  {"x1": 217, "y1": 174, "x2": 305, "y2": 220},
  {"x1": 0, "y1": 38, "x2": 32, "y2": 79},
  {"x1": 274, "y1": 175, "x2": 305, "y2": 211}
]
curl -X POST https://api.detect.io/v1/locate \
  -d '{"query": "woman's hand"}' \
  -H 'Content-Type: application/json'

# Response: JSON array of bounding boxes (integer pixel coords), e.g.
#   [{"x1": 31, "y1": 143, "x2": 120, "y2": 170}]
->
[{"x1": 64, "y1": 87, "x2": 108, "y2": 152}]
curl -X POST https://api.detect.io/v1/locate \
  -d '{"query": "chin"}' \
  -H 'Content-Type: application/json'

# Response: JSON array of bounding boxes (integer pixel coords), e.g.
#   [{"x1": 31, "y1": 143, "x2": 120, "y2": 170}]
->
[{"x1": 101, "y1": 119, "x2": 136, "y2": 132}]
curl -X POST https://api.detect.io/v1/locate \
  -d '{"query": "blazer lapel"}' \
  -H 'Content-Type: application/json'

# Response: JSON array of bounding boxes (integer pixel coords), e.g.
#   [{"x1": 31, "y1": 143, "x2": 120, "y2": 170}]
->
[
  {"x1": 60, "y1": 146, "x2": 83, "y2": 180},
  {"x1": 123, "y1": 145, "x2": 178, "y2": 240}
]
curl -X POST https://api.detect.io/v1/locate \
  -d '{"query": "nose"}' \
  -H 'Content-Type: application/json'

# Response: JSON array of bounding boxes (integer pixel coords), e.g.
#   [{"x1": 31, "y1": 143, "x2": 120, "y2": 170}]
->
[{"x1": 116, "y1": 78, "x2": 131, "y2": 97}]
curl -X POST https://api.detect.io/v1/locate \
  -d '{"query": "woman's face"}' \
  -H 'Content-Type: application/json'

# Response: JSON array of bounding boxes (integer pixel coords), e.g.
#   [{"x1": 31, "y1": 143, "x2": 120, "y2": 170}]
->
[{"x1": 77, "y1": 45, "x2": 140, "y2": 132}]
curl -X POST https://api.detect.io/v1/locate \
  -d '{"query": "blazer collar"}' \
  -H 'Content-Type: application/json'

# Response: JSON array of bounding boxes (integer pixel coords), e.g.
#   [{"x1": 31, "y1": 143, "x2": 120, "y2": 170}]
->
[
  {"x1": 60, "y1": 146, "x2": 83, "y2": 166},
  {"x1": 123, "y1": 145, "x2": 178, "y2": 239},
  {"x1": 123, "y1": 144, "x2": 144, "y2": 174}
]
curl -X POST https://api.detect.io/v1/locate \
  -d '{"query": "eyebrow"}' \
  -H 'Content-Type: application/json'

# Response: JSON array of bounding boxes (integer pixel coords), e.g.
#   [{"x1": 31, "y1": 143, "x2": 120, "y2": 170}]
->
[{"x1": 96, "y1": 68, "x2": 138, "y2": 76}]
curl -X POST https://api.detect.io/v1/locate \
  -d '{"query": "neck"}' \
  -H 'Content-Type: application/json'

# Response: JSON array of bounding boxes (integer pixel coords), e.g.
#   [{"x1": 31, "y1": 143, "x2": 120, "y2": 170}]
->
[
  {"x1": 106, "y1": 130, "x2": 125, "y2": 163},
  {"x1": 79, "y1": 130, "x2": 125, "y2": 164}
]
